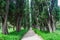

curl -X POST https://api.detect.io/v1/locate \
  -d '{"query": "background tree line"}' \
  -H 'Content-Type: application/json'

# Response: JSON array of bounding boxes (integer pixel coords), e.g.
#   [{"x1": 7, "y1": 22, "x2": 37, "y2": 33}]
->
[{"x1": 0, "y1": 0, "x2": 59, "y2": 35}]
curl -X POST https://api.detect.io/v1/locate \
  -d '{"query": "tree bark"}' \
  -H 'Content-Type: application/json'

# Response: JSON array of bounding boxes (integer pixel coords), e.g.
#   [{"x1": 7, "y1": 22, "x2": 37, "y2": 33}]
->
[
  {"x1": 2, "y1": 14, "x2": 8, "y2": 34},
  {"x1": 13, "y1": 26, "x2": 15, "y2": 30},
  {"x1": 51, "y1": 15, "x2": 56, "y2": 32},
  {"x1": 16, "y1": 15, "x2": 20, "y2": 32},
  {"x1": 47, "y1": 19, "x2": 52, "y2": 33},
  {"x1": 2, "y1": 0, "x2": 9, "y2": 34},
  {"x1": 47, "y1": 7, "x2": 53, "y2": 33}
]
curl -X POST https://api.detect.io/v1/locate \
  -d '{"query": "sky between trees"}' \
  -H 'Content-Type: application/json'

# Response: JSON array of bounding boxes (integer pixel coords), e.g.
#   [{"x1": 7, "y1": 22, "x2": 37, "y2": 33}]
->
[{"x1": 58, "y1": 0, "x2": 60, "y2": 6}]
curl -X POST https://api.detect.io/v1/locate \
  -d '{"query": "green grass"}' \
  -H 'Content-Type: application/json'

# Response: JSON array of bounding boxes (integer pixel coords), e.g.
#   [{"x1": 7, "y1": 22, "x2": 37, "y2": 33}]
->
[
  {"x1": 33, "y1": 29, "x2": 60, "y2": 40},
  {"x1": 0, "y1": 29, "x2": 28, "y2": 40}
]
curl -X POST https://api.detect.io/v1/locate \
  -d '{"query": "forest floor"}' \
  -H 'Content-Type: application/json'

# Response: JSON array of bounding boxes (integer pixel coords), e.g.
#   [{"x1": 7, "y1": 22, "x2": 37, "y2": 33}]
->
[{"x1": 22, "y1": 28, "x2": 43, "y2": 40}]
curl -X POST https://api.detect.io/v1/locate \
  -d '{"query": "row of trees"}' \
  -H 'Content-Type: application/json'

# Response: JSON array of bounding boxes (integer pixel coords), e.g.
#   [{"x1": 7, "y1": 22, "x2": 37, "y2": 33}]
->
[
  {"x1": 32, "y1": 0, "x2": 58, "y2": 33},
  {"x1": 0, "y1": 0, "x2": 25, "y2": 34},
  {"x1": 0, "y1": 0, "x2": 59, "y2": 35}
]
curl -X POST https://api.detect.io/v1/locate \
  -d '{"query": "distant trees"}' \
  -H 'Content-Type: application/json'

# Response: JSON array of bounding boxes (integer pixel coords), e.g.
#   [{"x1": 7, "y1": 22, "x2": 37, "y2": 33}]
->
[
  {"x1": 31, "y1": 0, "x2": 58, "y2": 33},
  {"x1": 0, "y1": 0, "x2": 59, "y2": 34}
]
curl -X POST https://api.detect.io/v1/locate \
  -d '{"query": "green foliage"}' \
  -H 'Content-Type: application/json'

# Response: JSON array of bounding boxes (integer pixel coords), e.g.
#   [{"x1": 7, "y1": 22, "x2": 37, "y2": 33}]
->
[
  {"x1": 0, "y1": 29, "x2": 28, "y2": 40},
  {"x1": 9, "y1": 1, "x2": 16, "y2": 13},
  {"x1": 0, "y1": 0, "x2": 6, "y2": 13},
  {"x1": 0, "y1": 0, "x2": 59, "y2": 37}
]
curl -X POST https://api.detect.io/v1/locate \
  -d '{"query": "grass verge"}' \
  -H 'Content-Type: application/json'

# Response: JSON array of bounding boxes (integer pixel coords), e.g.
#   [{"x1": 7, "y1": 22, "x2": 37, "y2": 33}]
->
[
  {"x1": 33, "y1": 28, "x2": 60, "y2": 40},
  {"x1": 0, "y1": 29, "x2": 28, "y2": 40}
]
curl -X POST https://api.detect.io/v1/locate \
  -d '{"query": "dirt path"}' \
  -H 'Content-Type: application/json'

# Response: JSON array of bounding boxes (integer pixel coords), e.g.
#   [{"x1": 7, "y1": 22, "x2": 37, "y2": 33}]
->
[{"x1": 22, "y1": 28, "x2": 43, "y2": 40}]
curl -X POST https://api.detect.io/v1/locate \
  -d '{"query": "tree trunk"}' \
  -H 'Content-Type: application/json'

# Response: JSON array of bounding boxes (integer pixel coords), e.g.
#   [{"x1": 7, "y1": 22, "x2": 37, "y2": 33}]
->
[
  {"x1": 47, "y1": 19, "x2": 52, "y2": 33},
  {"x1": 16, "y1": 15, "x2": 20, "y2": 32},
  {"x1": 47, "y1": 7, "x2": 53, "y2": 33},
  {"x1": 29, "y1": 0, "x2": 32, "y2": 28},
  {"x1": 2, "y1": 0, "x2": 9, "y2": 34},
  {"x1": 52, "y1": 15, "x2": 56, "y2": 32},
  {"x1": 13, "y1": 26, "x2": 15, "y2": 30},
  {"x1": 2, "y1": 14, "x2": 8, "y2": 34}
]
